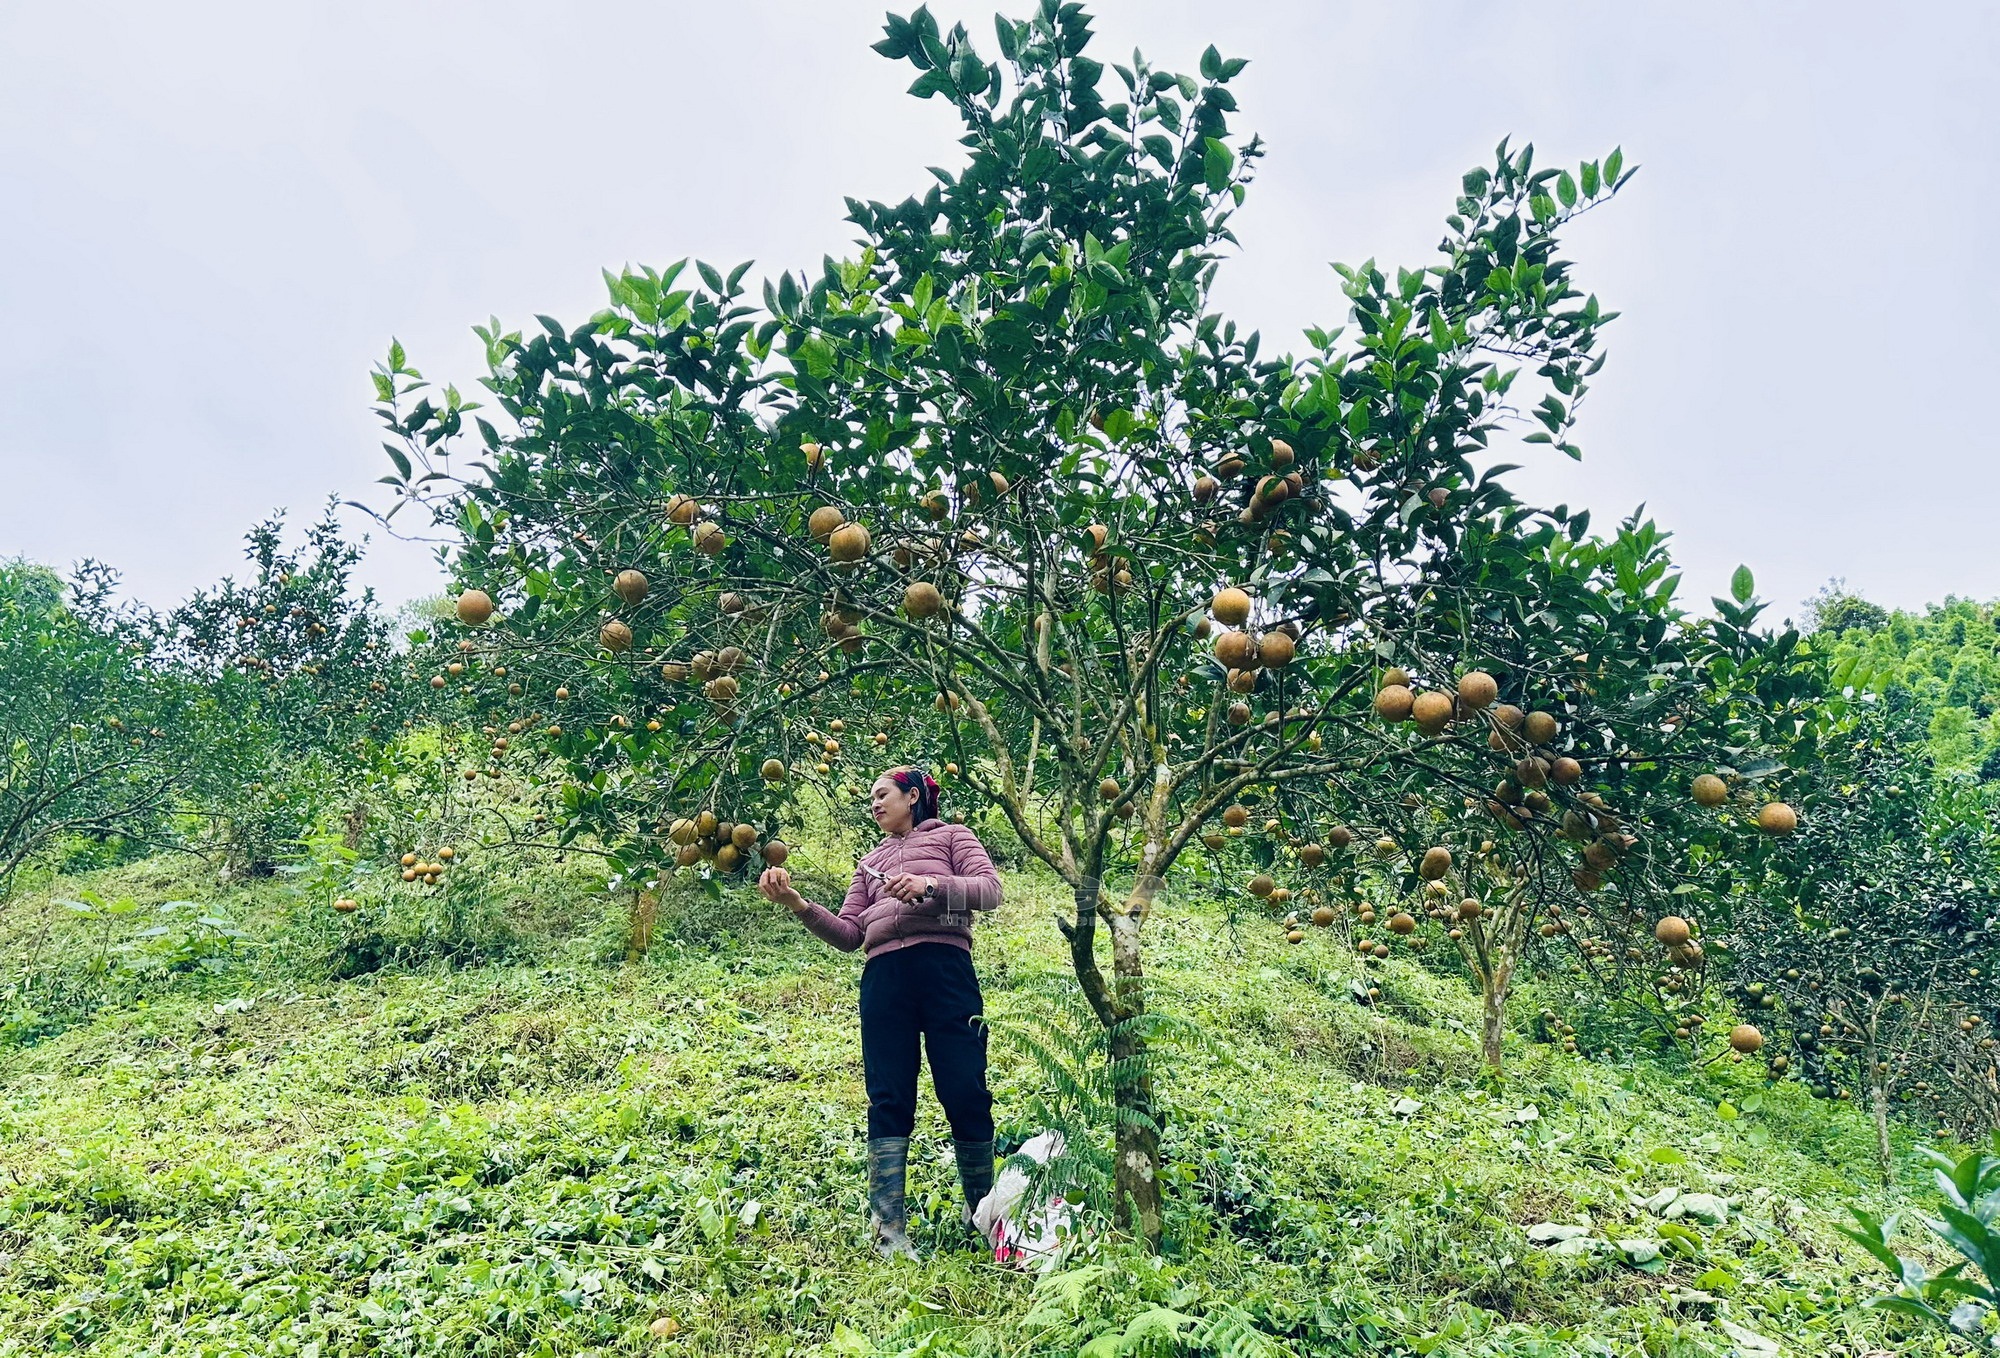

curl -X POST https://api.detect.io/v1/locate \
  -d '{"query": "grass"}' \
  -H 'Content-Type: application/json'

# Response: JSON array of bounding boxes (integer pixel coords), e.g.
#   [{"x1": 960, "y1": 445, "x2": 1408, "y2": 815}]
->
[{"x1": 0, "y1": 847, "x2": 1949, "y2": 1357}]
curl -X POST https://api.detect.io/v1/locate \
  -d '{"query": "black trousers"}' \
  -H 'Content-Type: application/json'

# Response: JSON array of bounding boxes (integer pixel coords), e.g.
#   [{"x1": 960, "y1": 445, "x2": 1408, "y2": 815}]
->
[{"x1": 859, "y1": 942, "x2": 994, "y2": 1142}]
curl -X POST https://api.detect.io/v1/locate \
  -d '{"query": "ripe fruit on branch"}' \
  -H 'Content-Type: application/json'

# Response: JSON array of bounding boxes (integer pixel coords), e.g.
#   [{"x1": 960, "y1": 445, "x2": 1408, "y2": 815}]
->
[
  {"x1": 1099, "y1": 778, "x2": 1121, "y2": 801},
  {"x1": 1523, "y1": 710, "x2": 1560, "y2": 745},
  {"x1": 1729, "y1": 1024, "x2": 1764, "y2": 1053},
  {"x1": 802, "y1": 441, "x2": 824, "y2": 470},
  {"x1": 761, "y1": 758, "x2": 787, "y2": 782},
  {"x1": 904, "y1": 581, "x2": 943, "y2": 619},
  {"x1": 455, "y1": 590, "x2": 494, "y2": 626},
  {"x1": 1419, "y1": 847, "x2": 1453, "y2": 880},
  {"x1": 1257, "y1": 631, "x2": 1296, "y2": 668},
  {"x1": 762, "y1": 840, "x2": 789, "y2": 866},
  {"x1": 665, "y1": 494, "x2": 699, "y2": 526},
  {"x1": 1328, "y1": 826, "x2": 1353, "y2": 847},
  {"x1": 1549, "y1": 756, "x2": 1583, "y2": 786},
  {"x1": 1375, "y1": 685, "x2": 1415, "y2": 722},
  {"x1": 1457, "y1": 671, "x2": 1498, "y2": 709},
  {"x1": 1299, "y1": 844, "x2": 1325, "y2": 867},
  {"x1": 600, "y1": 620, "x2": 634, "y2": 653},
  {"x1": 613, "y1": 570, "x2": 649, "y2": 605},
  {"x1": 1248, "y1": 875, "x2": 1274, "y2": 898},
  {"x1": 731, "y1": 823, "x2": 758, "y2": 852},
  {"x1": 1269, "y1": 438, "x2": 1294, "y2": 470},
  {"x1": 808, "y1": 506, "x2": 846, "y2": 543},
  {"x1": 692, "y1": 522, "x2": 727, "y2": 555},
  {"x1": 1692, "y1": 773, "x2": 1728, "y2": 807},
  {"x1": 1757, "y1": 802, "x2": 1798, "y2": 836},
  {"x1": 1457, "y1": 898, "x2": 1482, "y2": 921},
  {"x1": 1222, "y1": 804, "x2": 1250, "y2": 828},
  {"x1": 1214, "y1": 630, "x2": 1258, "y2": 669},
  {"x1": 1411, "y1": 691, "x2": 1453, "y2": 734},
  {"x1": 1654, "y1": 915, "x2": 1692, "y2": 947},
  {"x1": 1389, "y1": 911, "x2": 1416, "y2": 935},
  {"x1": 827, "y1": 523, "x2": 871, "y2": 563},
  {"x1": 1212, "y1": 587, "x2": 1252, "y2": 626}
]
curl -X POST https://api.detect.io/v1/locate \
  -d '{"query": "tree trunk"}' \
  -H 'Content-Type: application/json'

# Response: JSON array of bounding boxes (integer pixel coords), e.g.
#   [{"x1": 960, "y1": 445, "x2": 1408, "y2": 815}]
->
[
  {"x1": 1865, "y1": 1030, "x2": 1893, "y2": 1186},
  {"x1": 1869, "y1": 1081, "x2": 1893, "y2": 1186},
  {"x1": 1106, "y1": 899, "x2": 1163, "y2": 1250},
  {"x1": 342, "y1": 801, "x2": 369, "y2": 852},
  {"x1": 1481, "y1": 951, "x2": 1516, "y2": 1072},
  {"x1": 627, "y1": 889, "x2": 659, "y2": 960}
]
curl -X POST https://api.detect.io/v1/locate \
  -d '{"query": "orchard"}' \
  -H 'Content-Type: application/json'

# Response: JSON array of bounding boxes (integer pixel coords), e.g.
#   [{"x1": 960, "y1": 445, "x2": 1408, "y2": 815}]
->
[{"x1": 368, "y1": 3, "x2": 1848, "y2": 1243}]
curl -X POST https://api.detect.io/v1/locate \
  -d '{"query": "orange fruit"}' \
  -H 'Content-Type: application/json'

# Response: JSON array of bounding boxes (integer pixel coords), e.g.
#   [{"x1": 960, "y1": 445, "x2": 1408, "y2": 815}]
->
[
  {"x1": 613, "y1": 569, "x2": 649, "y2": 605},
  {"x1": 1257, "y1": 631, "x2": 1296, "y2": 669},
  {"x1": 1213, "y1": 630, "x2": 1259, "y2": 669},
  {"x1": 1757, "y1": 802, "x2": 1797, "y2": 836},
  {"x1": 827, "y1": 523, "x2": 871, "y2": 563},
  {"x1": 904, "y1": 582, "x2": 943, "y2": 619},
  {"x1": 1211, "y1": 587, "x2": 1253, "y2": 626},
  {"x1": 808, "y1": 505, "x2": 846, "y2": 543},
  {"x1": 455, "y1": 590, "x2": 494, "y2": 625},
  {"x1": 1457, "y1": 671, "x2": 1499, "y2": 709},
  {"x1": 1374, "y1": 685, "x2": 1415, "y2": 722},
  {"x1": 1411, "y1": 691, "x2": 1453, "y2": 733}
]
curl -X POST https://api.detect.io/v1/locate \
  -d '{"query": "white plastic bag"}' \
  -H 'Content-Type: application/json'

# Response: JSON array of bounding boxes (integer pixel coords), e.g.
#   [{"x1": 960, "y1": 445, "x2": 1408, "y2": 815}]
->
[{"x1": 972, "y1": 1130, "x2": 1081, "y2": 1268}]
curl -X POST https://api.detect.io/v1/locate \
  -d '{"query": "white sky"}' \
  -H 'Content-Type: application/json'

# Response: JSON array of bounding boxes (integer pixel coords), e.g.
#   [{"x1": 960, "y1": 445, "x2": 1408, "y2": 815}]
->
[{"x1": 2, "y1": 2, "x2": 1994, "y2": 624}]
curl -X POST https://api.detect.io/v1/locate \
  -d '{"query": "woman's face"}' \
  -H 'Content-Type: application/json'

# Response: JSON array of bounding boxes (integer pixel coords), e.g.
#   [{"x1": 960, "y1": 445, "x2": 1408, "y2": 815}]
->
[{"x1": 870, "y1": 775, "x2": 918, "y2": 834}]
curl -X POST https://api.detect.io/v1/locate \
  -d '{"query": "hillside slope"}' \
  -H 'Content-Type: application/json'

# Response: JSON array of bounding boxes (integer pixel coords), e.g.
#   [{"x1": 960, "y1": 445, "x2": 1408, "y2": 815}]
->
[{"x1": 0, "y1": 855, "x2": 1927, "y2": 1358}]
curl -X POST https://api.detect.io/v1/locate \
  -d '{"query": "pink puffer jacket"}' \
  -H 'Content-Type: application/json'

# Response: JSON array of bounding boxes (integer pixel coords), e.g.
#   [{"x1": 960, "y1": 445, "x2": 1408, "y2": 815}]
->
[{"x1": 794, "y1": 819, "x2": 1002, "y2": 959}]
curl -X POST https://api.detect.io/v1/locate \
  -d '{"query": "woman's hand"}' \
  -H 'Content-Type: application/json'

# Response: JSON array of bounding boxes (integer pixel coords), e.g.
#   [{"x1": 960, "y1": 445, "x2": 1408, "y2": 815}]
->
[
  {"x1": 759, "y1": 867, "x2": 808, "y2": 913},
  {"x1": 882, "y1": 873, "x2": 936, "y2": 904}
]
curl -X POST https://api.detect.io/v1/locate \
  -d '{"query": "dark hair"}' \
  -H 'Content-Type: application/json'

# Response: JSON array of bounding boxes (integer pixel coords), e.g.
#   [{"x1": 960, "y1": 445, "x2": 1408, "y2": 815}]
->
[{"x1": 886, "y1": 766, "x2": 941, "y2": 825}]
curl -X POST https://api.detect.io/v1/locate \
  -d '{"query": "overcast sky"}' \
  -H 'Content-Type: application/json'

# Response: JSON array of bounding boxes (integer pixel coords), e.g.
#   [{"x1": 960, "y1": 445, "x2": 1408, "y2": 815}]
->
[{"x1": 3, "y1": 2, "x2": 1994, "y2": 625}]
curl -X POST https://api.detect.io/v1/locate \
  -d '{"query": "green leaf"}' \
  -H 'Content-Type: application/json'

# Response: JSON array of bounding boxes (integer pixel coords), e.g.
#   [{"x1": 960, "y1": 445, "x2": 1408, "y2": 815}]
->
[
  {"x1": 1204, "y1": 137, "x2": 1235, "y2": 191},
  {"x1": 1605, "y1": 147, "x2": 1625, "y2": 184},
  {"x1": 1717, "y1": 1100, "x2": 1738, "y2": 1121},
  {"x1": 1731, "y1": 564, "x2": 1755, "y2": 604},
  {"x1": 1557, "y1": 171, "x2": 1578, "y2": 208},
  {"x1": 1648, "y1": 1146, "x2": 1687, "y2": 1164}
]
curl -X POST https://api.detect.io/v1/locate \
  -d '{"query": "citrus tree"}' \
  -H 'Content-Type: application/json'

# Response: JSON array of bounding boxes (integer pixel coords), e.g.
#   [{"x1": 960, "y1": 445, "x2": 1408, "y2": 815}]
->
[
  {"x1": 373, "y1": 3, "x2": 1773, "y2": 1243},
  {"x1": 1727, "y1": 696, "x2": 2000, "y2": 1179},
  {"x1": 0, "y1": 561, "x2": 220, "y2": 895},
  {"x1": 163, "y1": 510, "x2": 409, "y2": 874}
]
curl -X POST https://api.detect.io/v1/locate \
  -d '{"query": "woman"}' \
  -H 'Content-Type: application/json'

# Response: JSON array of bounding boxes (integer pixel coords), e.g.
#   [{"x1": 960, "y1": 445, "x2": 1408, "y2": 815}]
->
[{"x1": 758, "y1": 766, "x2": 1003, "y2": 1259}]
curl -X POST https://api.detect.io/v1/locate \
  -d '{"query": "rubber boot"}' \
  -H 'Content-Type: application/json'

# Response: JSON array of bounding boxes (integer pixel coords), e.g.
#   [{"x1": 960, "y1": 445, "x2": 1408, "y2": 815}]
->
[
  {"x1": 953, "y1": 1138, "x2": 996, "y2": 1234},
  {"x1": 866, "y1": 1136, "x2": 919, "y2": 1260}
]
